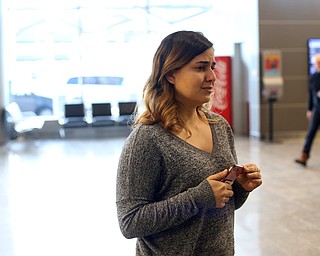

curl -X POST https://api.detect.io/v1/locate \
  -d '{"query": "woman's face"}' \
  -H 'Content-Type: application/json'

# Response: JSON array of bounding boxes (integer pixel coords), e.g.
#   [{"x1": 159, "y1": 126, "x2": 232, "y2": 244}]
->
[
  {"x1": 315, "y1": 55, "x2": 320, "y2": 72},
  {"x1": 168, "y1": 48, "x2": 216, "y2": 108}
]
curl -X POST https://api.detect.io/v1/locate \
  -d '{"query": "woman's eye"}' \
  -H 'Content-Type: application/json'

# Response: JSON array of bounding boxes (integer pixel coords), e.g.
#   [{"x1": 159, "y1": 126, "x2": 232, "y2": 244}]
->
[{"x1": 197, "y1": 66, "x2": 206, "y2": 71}]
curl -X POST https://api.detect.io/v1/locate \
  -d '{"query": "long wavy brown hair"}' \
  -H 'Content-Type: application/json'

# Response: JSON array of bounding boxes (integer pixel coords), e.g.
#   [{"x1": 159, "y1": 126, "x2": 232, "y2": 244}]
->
[{"x1": 134, "y1": 31, "x2": 214, "y2": 135}]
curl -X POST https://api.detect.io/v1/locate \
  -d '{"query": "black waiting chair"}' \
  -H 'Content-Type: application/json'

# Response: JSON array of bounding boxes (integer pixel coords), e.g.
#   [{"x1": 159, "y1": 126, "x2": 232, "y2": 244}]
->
[
  {"x1": 91, "y1": 103, "x2": 116, "y2": 127},
  {"x1": 63, "y1": 103, "x2": 88, "y2": 128},
  {"x1": 118, "y1": 101, "x2": 137, "y2": 126}
]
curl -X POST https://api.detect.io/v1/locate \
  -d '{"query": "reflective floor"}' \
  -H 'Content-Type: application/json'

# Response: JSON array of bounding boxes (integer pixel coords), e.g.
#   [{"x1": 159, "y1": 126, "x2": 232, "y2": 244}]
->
[{"x1": 1, "y1": 134, "x2": 320, "y2": 256}]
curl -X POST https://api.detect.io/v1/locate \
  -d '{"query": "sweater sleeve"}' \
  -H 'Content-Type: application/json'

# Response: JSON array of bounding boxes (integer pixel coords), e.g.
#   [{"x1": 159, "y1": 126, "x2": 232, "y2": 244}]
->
[
  {"x1": 116, "y1": 126, "x2": 216, "y2": 239},
  {"x1": 232, "y1": 181, "x2": 250, "y2": 210}
]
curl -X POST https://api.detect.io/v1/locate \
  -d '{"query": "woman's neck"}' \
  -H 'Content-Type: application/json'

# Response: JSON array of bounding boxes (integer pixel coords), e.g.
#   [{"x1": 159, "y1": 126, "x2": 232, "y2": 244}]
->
[{"x1": 178, "y1": 107, "x2": 206, "y2": 130}]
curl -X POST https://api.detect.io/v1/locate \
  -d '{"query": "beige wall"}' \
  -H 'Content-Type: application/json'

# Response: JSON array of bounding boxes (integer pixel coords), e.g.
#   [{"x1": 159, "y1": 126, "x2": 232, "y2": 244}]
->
[{"x1": 259, "y1": 0, "x2": 320, "y2": 139}]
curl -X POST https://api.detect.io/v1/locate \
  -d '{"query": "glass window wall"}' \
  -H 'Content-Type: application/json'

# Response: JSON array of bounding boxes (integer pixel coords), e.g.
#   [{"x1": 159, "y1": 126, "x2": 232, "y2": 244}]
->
[{"x1": 4, "y1": 0, "x2": 213, "y2": 119}]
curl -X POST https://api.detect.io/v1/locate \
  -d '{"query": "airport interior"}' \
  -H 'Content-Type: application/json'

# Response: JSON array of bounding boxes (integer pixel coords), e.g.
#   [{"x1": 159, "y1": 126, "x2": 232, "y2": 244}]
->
[{"x1": 1, "y1": 0, "x2": 320, "y2": 255}]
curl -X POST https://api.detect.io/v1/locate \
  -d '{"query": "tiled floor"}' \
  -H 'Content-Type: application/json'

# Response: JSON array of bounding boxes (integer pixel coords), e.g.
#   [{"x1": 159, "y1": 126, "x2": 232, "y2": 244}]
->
[{"x1": 1, "y1": 134, "x2": 320, "y2": 256}]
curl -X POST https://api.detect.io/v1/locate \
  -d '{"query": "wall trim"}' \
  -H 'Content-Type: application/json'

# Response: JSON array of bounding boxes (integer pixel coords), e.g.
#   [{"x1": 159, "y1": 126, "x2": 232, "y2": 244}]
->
[{"x1": 260, "y1": 20, "x2": 320, "y2": 25}]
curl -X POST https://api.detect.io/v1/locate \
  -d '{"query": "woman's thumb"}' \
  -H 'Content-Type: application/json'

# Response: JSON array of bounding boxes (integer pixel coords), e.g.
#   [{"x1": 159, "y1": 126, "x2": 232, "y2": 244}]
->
[{"x1": 208, "y1": 169, "x2": 228, "y2": 181}]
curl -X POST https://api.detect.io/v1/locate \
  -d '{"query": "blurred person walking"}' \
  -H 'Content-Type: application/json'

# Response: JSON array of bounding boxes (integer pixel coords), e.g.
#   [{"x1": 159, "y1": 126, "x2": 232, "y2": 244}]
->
[{"x1": 295, "y1": 54, "x2": 320, "y2": 166}]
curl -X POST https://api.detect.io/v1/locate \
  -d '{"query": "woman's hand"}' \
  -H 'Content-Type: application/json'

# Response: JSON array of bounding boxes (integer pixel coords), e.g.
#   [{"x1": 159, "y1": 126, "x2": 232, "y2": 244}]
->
[
  {"x1": 207, "y1": 170, "x2": 234, "y2": 208},
  {"x1": 306, "y1": 110, "x2": 312, "y2": 121},
  {"x1": 236, "y1": 163, "x2": 262, "y2": 192}
]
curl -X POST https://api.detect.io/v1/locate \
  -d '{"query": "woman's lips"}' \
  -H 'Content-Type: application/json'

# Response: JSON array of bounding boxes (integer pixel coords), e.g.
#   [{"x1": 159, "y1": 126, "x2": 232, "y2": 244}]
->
[{"x1": 202, "y1": 87, "x2": 214, "y2": 92}]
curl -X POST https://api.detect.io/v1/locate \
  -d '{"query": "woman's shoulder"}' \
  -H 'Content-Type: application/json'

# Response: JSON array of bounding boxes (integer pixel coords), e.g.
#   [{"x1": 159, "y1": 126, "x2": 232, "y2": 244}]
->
[
  {"x1": 132, "y1": 123, "x2": 163, "y2": 133},
  {"x1": 310, "y1": 72, "x2": 320, "y2": 82},
  {"x1": 128, "y1": 123, "x2": 166, "y2": 140},
  {"x1": 123, "y1": 123, "x2": 168, "y2": 152},
  {"x1": 205, "y1": 111, "x2": 230, "y2": 125}
]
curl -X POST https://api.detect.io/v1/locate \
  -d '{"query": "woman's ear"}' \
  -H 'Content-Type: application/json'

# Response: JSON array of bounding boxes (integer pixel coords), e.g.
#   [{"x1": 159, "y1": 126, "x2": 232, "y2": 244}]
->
[{"x1": 166, "y1": 71, "x2": 175, "y2": 84}]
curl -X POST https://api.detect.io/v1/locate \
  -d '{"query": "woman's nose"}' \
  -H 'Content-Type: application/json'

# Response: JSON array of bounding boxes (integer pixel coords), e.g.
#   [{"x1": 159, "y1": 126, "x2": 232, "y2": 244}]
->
[{"x1": 207, "y1": 69, "x2": 216, "y2": 82}]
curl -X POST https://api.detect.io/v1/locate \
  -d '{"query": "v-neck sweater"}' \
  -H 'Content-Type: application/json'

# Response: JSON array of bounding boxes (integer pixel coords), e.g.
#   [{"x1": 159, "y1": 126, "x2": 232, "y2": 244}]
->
[{"x1": 116, "y1": 113, "x2": 250, "y2": 256}]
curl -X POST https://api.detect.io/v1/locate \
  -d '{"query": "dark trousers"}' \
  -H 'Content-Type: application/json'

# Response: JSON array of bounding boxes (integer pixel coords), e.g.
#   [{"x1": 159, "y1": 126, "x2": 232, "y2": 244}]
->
[{"x1": 303, "y1": 109, "x2": 320, "y2": 155}]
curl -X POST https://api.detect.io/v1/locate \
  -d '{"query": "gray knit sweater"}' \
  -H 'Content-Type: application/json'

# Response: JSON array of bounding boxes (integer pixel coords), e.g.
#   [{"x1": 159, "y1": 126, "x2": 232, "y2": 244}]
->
[{"x1": 116, "y1": 113, "x2": 250, "y2": 256}]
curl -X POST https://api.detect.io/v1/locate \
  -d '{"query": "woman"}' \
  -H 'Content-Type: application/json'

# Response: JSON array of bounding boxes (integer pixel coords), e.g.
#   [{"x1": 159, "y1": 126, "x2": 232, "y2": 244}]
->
[{"x1": 116, "y1": 31, "x2": 262, "y2": 256}]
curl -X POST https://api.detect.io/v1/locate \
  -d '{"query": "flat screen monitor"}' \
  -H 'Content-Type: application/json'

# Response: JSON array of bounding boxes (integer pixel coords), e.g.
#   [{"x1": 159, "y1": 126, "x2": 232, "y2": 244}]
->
[{"x1": 307, "y1": 38, "x2": 320, "y2": 75}]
